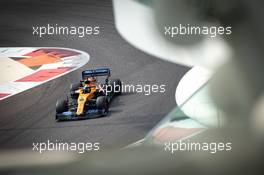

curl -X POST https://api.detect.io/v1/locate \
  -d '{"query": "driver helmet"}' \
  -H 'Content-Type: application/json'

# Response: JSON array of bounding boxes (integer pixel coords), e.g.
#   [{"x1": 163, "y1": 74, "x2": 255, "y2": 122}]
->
[
  {"x1": 87, "y1": 76, "x2": 97, "y2": 83},
  {"x1": 83, "y1": 86, "x2": 91, "y2": 94}
]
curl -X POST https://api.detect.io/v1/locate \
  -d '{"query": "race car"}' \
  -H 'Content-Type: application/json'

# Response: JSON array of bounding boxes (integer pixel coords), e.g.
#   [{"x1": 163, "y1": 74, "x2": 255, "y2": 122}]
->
[{"x1": 55, "y1": 68, "x2": 122, "y2": 121}]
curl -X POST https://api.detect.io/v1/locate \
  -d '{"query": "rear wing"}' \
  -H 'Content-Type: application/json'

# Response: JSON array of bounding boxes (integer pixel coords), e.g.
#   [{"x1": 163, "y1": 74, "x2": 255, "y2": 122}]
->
[{"x1": 82, "y1": 68, "x2": 111, "y2": 79}]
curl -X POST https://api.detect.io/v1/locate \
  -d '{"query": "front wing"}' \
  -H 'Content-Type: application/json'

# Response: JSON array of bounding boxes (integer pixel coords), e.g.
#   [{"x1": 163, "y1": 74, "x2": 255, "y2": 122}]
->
[{"x1": 56, "y1": 108, "x2": 106, "y2": 121}]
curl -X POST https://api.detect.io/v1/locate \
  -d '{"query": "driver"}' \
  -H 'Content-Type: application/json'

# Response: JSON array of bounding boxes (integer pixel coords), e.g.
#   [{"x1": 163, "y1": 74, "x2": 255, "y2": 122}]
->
[
  {"x1": 82, "y1": 77, "x2": 96, "y2": 94},
  {"x1": 82, "y1": 76, "x2": 99, "y2": 91},
  {"x1": 87, "y1": 76, "x2": 97, "y2": 85},
  {"x1": 82, "y1": 76, "x2": 104, "y2": 95},
  {"x1": 82, "y1": 86, "x2": 91, "y2": 94},
  {"x1": 83, "y1": 76, "x2": 97, "y2": 86}
]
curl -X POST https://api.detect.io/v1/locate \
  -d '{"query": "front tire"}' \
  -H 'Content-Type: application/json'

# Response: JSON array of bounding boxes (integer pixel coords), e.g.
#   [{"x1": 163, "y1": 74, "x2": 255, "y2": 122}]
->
[
  {"x1": 96, "y1": 96, "x2": 109, "y2": 116},
  {"x1": 56, "y1": 99, "x2": 68, "y2": 114}
]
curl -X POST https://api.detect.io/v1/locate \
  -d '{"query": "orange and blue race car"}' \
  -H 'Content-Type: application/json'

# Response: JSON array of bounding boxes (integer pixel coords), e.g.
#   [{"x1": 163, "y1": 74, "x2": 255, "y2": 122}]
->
[{"x1": 55, "y1": 68, "x2": 121, "y2": 121}]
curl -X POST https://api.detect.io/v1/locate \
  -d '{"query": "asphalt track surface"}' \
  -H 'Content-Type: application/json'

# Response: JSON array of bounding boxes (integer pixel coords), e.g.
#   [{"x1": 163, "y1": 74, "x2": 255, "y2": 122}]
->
[{"x1": 0, "y1": 0, "x2": 189, "y2": 150}]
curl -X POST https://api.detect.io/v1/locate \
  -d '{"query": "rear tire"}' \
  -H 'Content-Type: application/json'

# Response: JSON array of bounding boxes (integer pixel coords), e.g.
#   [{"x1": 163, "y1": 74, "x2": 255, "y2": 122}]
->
[{"x1": 96, "y1": 96, "x2": 109, "y2": 115}]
